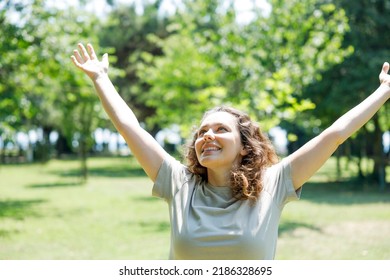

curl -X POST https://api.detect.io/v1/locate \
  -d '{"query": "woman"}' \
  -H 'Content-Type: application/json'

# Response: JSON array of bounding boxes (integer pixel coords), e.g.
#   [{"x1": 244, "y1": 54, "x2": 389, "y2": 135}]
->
[{"x1": 71, "y1": 43, "x2": 389, "y2": 259}]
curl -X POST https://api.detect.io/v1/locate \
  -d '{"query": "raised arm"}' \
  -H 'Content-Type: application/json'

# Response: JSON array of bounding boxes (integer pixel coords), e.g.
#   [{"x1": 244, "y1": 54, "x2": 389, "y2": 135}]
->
[
  {"x1": 286, "y1": 62, "x2": 390, "y2": 189},
  {"x1": 71, "y1": 43, "x2": 169, "y2": 182}
]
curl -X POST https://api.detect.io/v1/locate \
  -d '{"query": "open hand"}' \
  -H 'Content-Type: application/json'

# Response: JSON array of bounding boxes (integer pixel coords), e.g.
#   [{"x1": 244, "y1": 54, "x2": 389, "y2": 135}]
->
[{"x1": 71, "y1": 43, "x2": 109, "y2": 81}]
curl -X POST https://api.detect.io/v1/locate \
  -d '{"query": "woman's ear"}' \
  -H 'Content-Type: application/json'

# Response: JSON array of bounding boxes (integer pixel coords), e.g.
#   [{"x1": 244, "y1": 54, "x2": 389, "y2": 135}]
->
[{"x1": 240, "y1": 147, "x2": 249, "y2": 156}]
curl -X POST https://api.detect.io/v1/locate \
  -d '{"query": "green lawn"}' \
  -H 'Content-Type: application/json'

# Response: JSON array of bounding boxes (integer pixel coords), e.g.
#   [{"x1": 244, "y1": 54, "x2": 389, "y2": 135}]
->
[{"x1": 0, "y1": 156, "x2": 389, "y2": 259}]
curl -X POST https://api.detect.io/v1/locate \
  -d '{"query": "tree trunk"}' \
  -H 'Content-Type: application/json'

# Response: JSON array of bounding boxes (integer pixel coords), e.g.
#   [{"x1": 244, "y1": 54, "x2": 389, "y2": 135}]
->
[
  {"x1": 55, "y1": 132, "x2": 73, "y2": 157},
  {"x1": 370, "y1": 115, "x2": 386, "y2": 190},
  {"x1": 0, "y1": 135, "x2": 5, "y2": 164},
  {"x1": 357, "y1": 133, "x2": 366, "y2": 180},
  {"x1": 79, "y1": 136, "x2": 88, "y2": 183},
  {"x1": 35, "y1": 125, "x2": 52, "y2": 162},
  {"x1": 336, "y1": 148, "x2": 342, "y2": 181},
  {"x1": 78, "y1": 102, "x2": 94, "y2": 183}
]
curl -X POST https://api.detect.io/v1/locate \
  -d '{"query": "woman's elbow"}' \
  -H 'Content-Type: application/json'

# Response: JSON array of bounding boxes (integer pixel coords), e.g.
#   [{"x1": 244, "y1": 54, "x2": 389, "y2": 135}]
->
[{"x1": 323, "y1": 126, "x2": 348, "y2": 147}]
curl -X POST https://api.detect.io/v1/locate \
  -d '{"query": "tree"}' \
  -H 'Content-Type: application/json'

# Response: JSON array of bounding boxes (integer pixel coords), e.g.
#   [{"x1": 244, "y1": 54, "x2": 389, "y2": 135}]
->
[
  {"x1": 98, "y1": 0, "x2": 170, "y2": 135},
  {"x1": 300, "y1": 0, "x2": 390, "y2": 187},
  {"x1": 0, "y1": 0, "x2": 36, "y2": 161},
  {"x1": 35, "y1": 4, "x2": 106, "y2": 180},
  {"x1": 138, "y1": 0, "x2": 352, "y2": 138},
  {"x1": 0, "y1": 0, "x2": 107, "y2": 181}
]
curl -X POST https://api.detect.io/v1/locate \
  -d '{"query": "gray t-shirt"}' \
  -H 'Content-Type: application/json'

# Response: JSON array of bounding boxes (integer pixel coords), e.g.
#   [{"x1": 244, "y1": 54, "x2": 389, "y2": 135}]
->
[{"x1": 152, "y1": 156, "x2": 300, "y2": 260}]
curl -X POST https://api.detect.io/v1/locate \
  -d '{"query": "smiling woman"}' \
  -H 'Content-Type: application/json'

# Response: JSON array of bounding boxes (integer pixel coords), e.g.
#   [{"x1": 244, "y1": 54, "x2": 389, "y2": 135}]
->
[
  {"x1": 71, "y1": 42, "x2": 389, "y2": 259},
  {"x1": 187, "y1": 107, "x2": 278, "y2": 203},
  {"x1": 195, "y1": 112, "x2": 247, "y2": 180}
]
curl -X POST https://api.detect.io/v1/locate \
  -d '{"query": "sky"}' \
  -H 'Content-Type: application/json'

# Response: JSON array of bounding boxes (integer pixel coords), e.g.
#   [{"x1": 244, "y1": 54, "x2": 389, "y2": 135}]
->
[
  {"x1": 4, "y1": 0, "x2": 271, "y2": 27},
  {"x1": 45, "y1": 0, "x2": 271, "y2": 24}
]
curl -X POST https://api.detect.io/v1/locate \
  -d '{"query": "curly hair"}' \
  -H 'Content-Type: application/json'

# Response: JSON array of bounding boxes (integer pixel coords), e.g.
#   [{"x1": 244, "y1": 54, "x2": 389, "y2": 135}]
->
[{"x1": 185, "y1": 106, "x2": 279, "y2": 203}]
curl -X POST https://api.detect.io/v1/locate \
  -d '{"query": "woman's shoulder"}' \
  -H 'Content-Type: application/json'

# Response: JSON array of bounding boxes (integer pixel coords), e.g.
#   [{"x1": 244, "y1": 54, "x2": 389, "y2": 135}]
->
[
  {"x1": 263, "y1": 158, "x2": 292, "y2": 188},
  {"x1": 159, "y1": 155, "x2": 200, "y2": 180}
]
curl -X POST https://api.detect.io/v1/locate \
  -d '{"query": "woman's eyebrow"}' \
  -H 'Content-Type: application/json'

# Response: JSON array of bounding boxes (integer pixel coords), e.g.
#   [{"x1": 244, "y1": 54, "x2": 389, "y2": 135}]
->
[{"x1": 199, "y1": 123, "x2": 229, "y2": 131}]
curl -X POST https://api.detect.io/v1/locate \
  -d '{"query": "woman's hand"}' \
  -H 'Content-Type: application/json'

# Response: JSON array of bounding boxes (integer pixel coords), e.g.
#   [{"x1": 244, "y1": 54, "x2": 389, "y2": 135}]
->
[
  {"x1": 379, "y1": 62, "x2": 390, "y2": 88},
  {"x1": 71, "y1": 43, "x2": 109, "y2": 81}
]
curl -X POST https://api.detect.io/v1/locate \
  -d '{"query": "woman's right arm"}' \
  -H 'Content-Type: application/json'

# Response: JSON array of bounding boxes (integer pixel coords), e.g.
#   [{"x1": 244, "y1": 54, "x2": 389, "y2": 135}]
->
[{"x1": 71, "y1": 43, "x2": 170, "y2": 182}]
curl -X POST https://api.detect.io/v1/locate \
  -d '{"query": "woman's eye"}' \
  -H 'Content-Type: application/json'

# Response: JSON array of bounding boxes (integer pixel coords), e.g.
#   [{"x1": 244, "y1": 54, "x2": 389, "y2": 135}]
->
[
  {"x1": 217, "y1": 127, "x2": 227, "y2": 132},
  {"x1": 198, "y1": 130, "x2": 206, "y2": 137}
]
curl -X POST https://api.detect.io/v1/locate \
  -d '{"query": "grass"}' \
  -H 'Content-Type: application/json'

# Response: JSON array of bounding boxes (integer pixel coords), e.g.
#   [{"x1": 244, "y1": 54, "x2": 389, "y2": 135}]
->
[
  {"x1": 278, "y1": 157, "x2": 390, "y2": 260},
  {"x1": 0, "y1": 157, "x2": 169, "y2": 259},
  {"x1": 0, "y1": 156, "x2": 389, "y2": 260}
]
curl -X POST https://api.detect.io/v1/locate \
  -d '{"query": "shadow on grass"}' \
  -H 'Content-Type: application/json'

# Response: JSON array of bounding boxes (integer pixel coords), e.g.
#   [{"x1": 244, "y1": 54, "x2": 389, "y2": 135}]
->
[
  {"x1": 301, "y1": 181, "x2": 390, "y2": 205},
  {"x1": 51, "y1": 165, "x2": 146, "y2": 178},
  {"x1": 0, "y1": 229, "x2": 20, "y2": 238},
  {"x1": 27, "y1": 182, "x2": 81, "y2": 188},
  {"x1": 89, "y1": 166, "x2": 146, "y2": 177},
  {"x1": 279, "y1": 221, "x2": 322, "y2": 236},
  {"x1": 138, "y1": 221, "x2": 171, "y2": 233},
  {"x1": 0, "y1": 199, "x2": 45, "y2": 220},
  {"x1": 133, "y1": 196, "x2": 161, "y2": 202}
]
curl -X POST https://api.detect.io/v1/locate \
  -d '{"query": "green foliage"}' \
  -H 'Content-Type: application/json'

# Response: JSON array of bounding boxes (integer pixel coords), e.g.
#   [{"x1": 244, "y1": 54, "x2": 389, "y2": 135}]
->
[
  {"x1": 294, "y1": 0, "x2": 390, "y2": 184},
  {"x1": 138, "y1": 0, "x2": 352, "y2": 136},
  {"x1": 99, "y1": 1, "x2": 169, "y2": 132},
  {"x1": 138, "y1": 33, "x2": 225, "y2": 134},
  {"x1": 0, "y1": 3, "x2": 30, "y2": 133},
  {"x1": 304, "y1": 0, "x2": 389, "y2": 128},
  {"x1": 262, "y1": 0, "x2": 353, "y2": 112},
  {"x1": 0, "y1": 0, "x2": 108, "y2": 177},
  {"x1": 3, "y1": 0, "x2": 386, "y2": 186}
]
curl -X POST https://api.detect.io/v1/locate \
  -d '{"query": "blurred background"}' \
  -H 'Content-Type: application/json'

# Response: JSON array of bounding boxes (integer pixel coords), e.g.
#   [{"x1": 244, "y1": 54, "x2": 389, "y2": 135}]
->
[{"x1": 0, "y1": 0, "x2": 389, "y2": 259}]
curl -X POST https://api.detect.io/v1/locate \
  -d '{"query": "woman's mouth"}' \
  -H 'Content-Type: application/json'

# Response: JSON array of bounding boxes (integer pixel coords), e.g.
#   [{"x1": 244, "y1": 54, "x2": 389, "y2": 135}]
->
[{"x1": 202, "y1": 145, "x2": 221, "y2": 154}]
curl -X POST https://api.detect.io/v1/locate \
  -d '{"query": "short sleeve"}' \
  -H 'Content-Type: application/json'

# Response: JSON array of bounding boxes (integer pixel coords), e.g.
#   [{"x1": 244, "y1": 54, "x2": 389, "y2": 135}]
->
[
  {"x1": 262, "y1": 159, "x2": 301, "y2": 208},
  {"x1": 152, "y1": 156, "x2": 188, "y2": 202}
]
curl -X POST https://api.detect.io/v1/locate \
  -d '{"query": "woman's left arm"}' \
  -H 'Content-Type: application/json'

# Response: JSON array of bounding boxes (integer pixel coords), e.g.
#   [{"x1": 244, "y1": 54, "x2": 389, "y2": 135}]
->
[{"x1": 287, "y1": 62, "x2": 390, "y2": 190}]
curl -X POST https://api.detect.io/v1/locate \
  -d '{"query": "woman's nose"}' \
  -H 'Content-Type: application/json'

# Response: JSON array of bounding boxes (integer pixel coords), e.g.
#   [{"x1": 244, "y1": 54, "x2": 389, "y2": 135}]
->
[{"x1": 203, "y1": 129, "x2": 215, "y2": 141}]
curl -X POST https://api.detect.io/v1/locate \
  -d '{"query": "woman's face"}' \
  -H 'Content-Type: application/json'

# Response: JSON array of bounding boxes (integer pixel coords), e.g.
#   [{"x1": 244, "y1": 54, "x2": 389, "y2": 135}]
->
[{"x1": 195, "y1": 111, "x2": 247, "y2": 172}]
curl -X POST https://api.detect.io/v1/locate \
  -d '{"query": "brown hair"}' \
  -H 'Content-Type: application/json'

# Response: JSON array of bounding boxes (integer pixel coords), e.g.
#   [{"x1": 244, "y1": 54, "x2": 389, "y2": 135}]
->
[{"x1": 185, "y1": 106, "x2": 279, "y2": 203}]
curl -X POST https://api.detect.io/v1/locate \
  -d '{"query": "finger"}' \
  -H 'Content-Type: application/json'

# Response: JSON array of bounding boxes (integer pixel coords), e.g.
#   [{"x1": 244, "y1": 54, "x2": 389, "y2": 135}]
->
[
  {"x1": 382, "y1": 62, "x2": 389, "y2": 74},
  {"x1": 70, "y1": 55, "x2": 82, "y2": 68},
  {"x1": 102, "y1": 53, "x2": 109, "y2": 68},
  {"x1": 78, "y1": 43, "x2": 90, "y2": 60},
  {"x1": 73, "y1": 49, "x2": 85, "y2": 64},
  {"x1": 87, "y1": 43, "x2": 97, "y2": 60}
]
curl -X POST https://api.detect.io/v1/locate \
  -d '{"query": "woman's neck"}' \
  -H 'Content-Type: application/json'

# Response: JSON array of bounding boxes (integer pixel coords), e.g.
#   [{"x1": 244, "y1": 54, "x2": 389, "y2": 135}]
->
[{"x1": 207, "y1": 168, "x2": 231, "y2": 187}]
